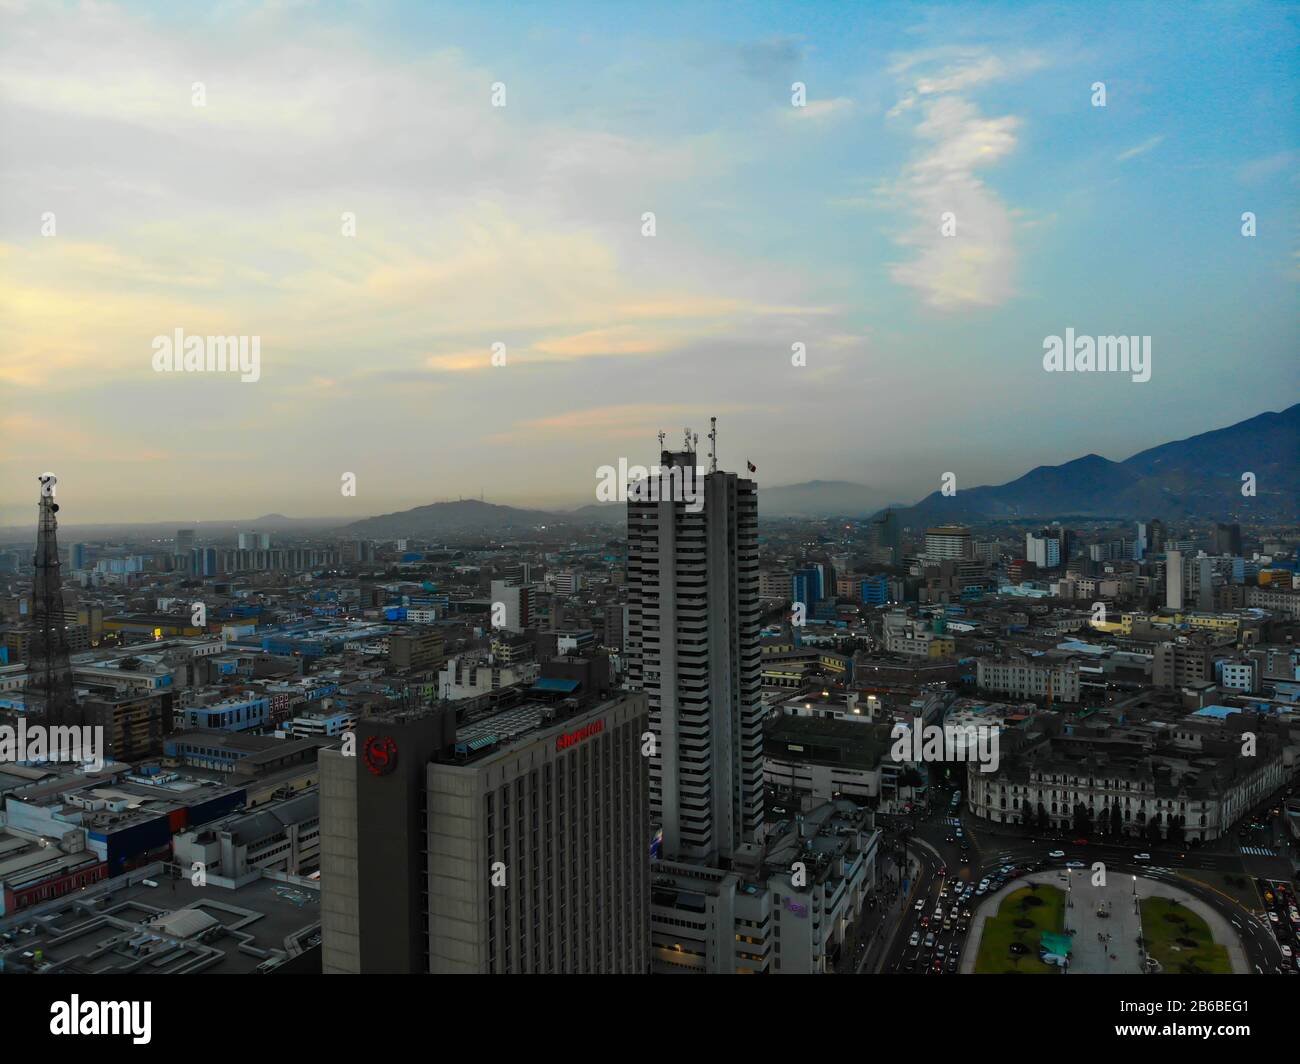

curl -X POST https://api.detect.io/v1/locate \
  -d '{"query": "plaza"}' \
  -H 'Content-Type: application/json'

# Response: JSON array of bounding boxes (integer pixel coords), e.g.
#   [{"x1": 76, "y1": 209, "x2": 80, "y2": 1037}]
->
[{"x1": 964, "y1": 869, "x2": 1249, "y2": 974}]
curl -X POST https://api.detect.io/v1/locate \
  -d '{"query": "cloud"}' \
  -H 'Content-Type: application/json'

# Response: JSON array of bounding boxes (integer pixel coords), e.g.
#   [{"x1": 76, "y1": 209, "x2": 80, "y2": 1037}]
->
[
  {"x1": 782, "y1": 97, "x2": 854, "y2": 124},
  {"x1": 1116, "y1": 135, "x2": 1164, "y2": 162},
  {"x1": 1235, "y1": 150, "x2": 1297, "y2": 185},
  {"x1": 883, "y1": 50, "x2": 1033, "y2": 309}
]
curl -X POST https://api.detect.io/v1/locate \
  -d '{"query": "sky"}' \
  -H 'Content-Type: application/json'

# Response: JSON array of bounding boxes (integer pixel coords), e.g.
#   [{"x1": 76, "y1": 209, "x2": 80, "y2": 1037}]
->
[{"x1": 0, "y1": 0, "x2": 1296, "y2": 525}]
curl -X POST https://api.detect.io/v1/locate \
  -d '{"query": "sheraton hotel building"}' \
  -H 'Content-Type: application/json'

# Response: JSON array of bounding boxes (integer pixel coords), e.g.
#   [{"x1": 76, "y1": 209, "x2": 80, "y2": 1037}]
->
[{"x1": 319, "y1": 654, "x2": 651, "y2": 974}]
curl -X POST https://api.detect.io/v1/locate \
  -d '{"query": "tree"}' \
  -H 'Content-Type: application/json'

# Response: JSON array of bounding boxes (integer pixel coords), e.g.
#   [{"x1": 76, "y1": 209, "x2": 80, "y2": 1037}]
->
[
  {"x1": 1146, "y1": 812, "x2": 1163, "y2": 844},
  {"x1": 1110, "y1": 804, "x2": 1123, "y2": 837},
  {"x1": 1037, "y1": 803, "x2": 1049, "y2": 831},
  {"x1": 1166, "y1": 814, "x2": 1186, "y2": 847}
]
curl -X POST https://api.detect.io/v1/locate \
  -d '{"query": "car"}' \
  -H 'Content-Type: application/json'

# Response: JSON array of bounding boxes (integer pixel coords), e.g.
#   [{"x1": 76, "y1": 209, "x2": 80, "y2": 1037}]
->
[
  {"x1": 1072, "y1": 838, "x2": 1088, "y2": 845},
  {"x1": 909, "y1": 931, "x2": 920, "y2": 947},
  {"x1": 974, "y1": 886, "x2": 986, "y2": 896},
  {"x1": 924, "y1": 932, "x2": 936, "y2": 949},
  {"x1": 920, "y1": 916, "x2": 929, "y2": 928},
  {"x1": 936, "y1": 943, "x2": 946, "y2": 956},
  {"x1": 978, "y1": 877, "x2": 990, "y2": 888},
  {"x1": 945, "y1": 834, "x2": 956, "y2": 843},
  {"x1": 1066, "y1": 861, "x2": 1086, "y2": 869},
  {"x1": 1269, "y1": 912, "x2": 1280, "y2": 924},
  {"x1": 959, "y1": 853, "x2": 970, "y2": 864},
  {"x1": 961, "y1": 908, "x2": 971, "y2": 919},
  {"x1": 932, "y1": 959, "x2": 944, "y2": 973},
  {"x1": 915, "y1": 899, "x2": 925, "y2": 912},
  {"x1": 999, "y1": 865, "x2": 1014, "y2": 875},
  {"x1": 1133, "y1": 853, "x2": 1151, "y2": 861},
  {"x1": 1281, "y1": 945, "x2": 1294, "y2": 959},
  {"x1": 946, "y1": 956, "x2": 958, "y2": 973},
  {"x1": 1048, "y1": 849, "x2": 1066, "y2": 858},
  {"x1": 938, "y1": 867, "x2": 947, "y2": 878},
  {"x1": 934, "y1": 907, "x2": 944, "y2": 920}
]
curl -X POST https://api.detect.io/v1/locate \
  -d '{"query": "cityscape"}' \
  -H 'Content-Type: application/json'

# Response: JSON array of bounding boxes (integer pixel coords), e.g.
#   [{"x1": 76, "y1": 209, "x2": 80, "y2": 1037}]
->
[{"x1": 0, "y1": 0, "x2": 1297, "y2": 1038}]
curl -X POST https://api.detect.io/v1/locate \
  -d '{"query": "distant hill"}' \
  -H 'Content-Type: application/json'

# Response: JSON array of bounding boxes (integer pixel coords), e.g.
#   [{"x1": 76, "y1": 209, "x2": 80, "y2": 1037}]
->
[
  {"x1": 760, "y1": 480, "x2": 888, "y2": 517},
  {"x1": 893, "y1": 404, "x2": 1299, "y2": 523},
  {"x1": 335, "y1": 498, "x2": 618, "y2": 537}
]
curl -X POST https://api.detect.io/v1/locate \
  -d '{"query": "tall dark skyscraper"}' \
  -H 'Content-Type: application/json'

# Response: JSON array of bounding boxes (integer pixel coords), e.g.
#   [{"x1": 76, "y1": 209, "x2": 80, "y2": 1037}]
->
[
  {"x1": 29, "y1": 474, "x2": 77, "y2": 726},
  {"x1": 626, "y1": 432, "x2": 763, "y2": 864},
  {"x1": 1213, "y1": 522, "x2": 1243, "y2": 557},
  {"x1": 872, "y1": 508, "x2": 901, "y2": 564}
]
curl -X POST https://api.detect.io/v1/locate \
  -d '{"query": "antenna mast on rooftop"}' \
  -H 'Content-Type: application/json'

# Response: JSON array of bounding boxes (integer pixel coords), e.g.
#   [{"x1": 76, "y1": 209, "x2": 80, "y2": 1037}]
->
[{"x1": 708, "y1": 417, "x2": 717, "y2": 473}]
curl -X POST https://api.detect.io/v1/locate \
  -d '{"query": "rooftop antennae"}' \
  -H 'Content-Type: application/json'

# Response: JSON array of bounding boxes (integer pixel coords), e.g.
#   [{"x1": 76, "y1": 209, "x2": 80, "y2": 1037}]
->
[
  {"x1": 708, "y1": 417, "x2": 717, "y2": 473},
  {"x1": 657, "y1": 430, "x2": 666, "y2": 452}
]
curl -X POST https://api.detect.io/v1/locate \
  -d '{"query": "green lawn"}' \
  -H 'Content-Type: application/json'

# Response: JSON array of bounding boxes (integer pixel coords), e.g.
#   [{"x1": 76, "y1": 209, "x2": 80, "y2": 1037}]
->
[
  {"x1": 974, "y1": 885, "x2": 1066, "y2": 974},
  {"x1": 1139, "y1": 896, "x2": 1232, "y2": 974}
]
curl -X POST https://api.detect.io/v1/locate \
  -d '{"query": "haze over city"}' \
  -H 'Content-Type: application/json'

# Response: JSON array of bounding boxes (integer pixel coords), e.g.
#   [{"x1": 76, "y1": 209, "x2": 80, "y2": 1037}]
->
[{"x1": 2, "y1": 1, "x2": 1296, "y2": 523}]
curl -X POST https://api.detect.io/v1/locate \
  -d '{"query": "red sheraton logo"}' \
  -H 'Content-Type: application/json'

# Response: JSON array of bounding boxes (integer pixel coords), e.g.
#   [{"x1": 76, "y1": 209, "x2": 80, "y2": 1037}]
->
[
  {"x1": 555, "y1": 719, "x2": 605, "y2": 751},
  {"x1": 363, "y1": 735, "x2": 398, "y2": 775}
]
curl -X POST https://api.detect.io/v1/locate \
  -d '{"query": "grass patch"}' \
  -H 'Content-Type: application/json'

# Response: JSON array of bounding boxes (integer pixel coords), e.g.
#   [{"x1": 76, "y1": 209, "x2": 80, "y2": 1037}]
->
[
  {"x1": 974, "y1": 885, "x2": 1066, "y2": 974},
  {"x1": 1139, "y1": 897, "x2": 1231, "y2": 974}
]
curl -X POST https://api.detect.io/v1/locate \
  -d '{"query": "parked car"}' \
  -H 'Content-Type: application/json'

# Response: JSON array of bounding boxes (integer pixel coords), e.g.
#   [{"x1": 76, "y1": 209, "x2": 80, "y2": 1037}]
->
[
  {"x1": 1133, "y1": 853, "x2": 1151, "y2": 861},
  {"x1": 1048, "y1": 849, "x2": 1066, "y2": 858},
  {"x1": 909, "y1": 931, "x2": 920, "y2": 947},
  {"x1": 1066, "y1": 860, "x2": 1086, "y2": 869}
]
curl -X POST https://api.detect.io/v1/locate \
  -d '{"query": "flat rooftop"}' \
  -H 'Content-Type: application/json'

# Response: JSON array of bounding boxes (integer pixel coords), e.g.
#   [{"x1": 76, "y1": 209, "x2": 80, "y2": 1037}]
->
[{"x1": 0, "y1": 873, "x2": 319, "y2": 975}]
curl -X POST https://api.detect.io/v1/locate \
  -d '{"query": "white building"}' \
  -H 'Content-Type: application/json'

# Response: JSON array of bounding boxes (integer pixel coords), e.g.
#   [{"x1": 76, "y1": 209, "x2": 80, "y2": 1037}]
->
[
  {"x1": 626, "y1": 443, "x2": 763, "y2": 865},
  {"x1": 976, "y1": 657, "x2": 1080, "y2": 703}
]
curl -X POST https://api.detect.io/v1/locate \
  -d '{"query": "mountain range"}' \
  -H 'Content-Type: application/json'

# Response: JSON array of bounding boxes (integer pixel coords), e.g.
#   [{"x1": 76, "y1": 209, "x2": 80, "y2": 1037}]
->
[
  {"x1": 890, "y1": 403, "x2": 1298, "y2": 524},
  {"x1": 1, "y1": 405, "x2": 1291, "y2": 542}
]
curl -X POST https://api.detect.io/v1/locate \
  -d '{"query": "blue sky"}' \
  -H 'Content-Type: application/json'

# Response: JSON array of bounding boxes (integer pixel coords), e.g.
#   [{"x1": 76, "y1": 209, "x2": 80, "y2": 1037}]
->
[{"x1": 0, "y1": 0, "x2": 1296, "y2": 522}]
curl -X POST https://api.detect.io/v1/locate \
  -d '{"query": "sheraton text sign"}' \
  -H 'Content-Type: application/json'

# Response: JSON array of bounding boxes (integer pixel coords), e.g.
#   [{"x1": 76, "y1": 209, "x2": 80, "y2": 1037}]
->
[{"x1": 555, "y1": 719, "x2": 605, "y2": 751}]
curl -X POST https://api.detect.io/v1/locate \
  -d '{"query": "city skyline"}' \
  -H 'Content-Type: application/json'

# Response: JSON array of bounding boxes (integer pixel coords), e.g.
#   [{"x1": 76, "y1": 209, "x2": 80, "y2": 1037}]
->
[{"x1": 3, "y1": 1, "x2": 1297, "y2": 523}]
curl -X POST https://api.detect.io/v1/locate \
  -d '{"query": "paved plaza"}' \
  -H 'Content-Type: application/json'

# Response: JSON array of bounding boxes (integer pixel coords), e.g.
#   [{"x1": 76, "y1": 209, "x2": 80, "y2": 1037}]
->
[{"x1": 964, "y1": 869, "x2": 1249, "y2": 974}]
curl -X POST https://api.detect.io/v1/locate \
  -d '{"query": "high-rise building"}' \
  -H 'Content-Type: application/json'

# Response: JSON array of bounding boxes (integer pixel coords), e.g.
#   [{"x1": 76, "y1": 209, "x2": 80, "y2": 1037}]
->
[
  {"x1": 924, "y1": 526, "x2": 972, "y2": 560},
  {"x1": 1212, "y1": 522, "x2": 1242, "y2": 557},
  {"x1": 69, "y1": 542, "x2": 88, "y2": 570},
  {"x1": 1025, "y1": 527, "x2": 1072, "y2": 571},
  {"x1": 1166, "y1": 550, "x2": 1185, "y2": 610},
  {"x1": 1134, "y1": 522, "x2": 1148, "y2": 561},
  {"x1": 319, "y1": 677, "x2": 649, "y2": 973},
  {"x1": 1148, "y1": 518, "x2": 1166, "y2": 556},
  {"x1": 791, "y1": 567, "x2": 824, "y2": 612},
  {"x1": 626, "y1": 438, "x2": 762, "y2": 864},
  {"x1": 490, "y1": 579, "x2": 536, "y2": 632},
  {"x1": 29, "y1": 474, "x2": 77, "y2": 727},
  {"x1": 871, "y1": 509, "x2": 901, "y2": 565},
  {"x1": 176, "y1": 528, "x2": 196, "y2": 555}
]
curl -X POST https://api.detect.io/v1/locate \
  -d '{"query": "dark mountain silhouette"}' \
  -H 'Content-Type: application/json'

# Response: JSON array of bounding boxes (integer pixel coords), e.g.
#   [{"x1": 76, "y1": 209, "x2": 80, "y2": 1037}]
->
[
  {"x1": 893, "y1": 404, "x2": 1298, "y2": 523},
  {"x1": 336, "y1": 498, "x2": 615, "y2": 537}
]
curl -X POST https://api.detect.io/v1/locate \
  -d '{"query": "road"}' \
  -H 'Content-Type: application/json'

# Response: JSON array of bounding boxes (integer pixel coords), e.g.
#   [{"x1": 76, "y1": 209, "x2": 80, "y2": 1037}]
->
[{"x1": 866, "y1": 777, "x2": 1299, "y2": 975}]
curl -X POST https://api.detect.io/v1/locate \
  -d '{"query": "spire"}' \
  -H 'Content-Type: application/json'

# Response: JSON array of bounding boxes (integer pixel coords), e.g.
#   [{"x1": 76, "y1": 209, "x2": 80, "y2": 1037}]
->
[{"x1": 30, "y1": 473, "x2": 77, "y2": 726}]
